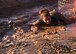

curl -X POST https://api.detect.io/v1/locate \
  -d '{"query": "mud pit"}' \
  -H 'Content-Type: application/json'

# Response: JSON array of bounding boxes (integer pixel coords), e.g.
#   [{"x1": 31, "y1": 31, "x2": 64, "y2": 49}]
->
[{"x1": 0, "y1": 3, "x2": 76, "y2": 54}]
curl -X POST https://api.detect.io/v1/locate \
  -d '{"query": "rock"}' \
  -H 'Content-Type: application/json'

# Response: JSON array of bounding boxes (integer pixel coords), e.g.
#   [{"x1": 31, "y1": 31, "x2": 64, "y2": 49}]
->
[
  {"x1": 31, "y1": 26, "x2": 38, "y2": 32},
  {"x1": 2, "y1": 36, "x2": 9, "y2": 41},
  {"x1": 4, "y1": 42, "x2": 14, "y2": 47}
]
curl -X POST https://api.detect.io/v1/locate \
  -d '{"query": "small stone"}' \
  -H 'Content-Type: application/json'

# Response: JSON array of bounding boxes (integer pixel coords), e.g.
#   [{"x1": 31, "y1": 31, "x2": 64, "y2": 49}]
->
[
  {"x1": 4, "y1": 42, "x2": 14, "y2": 47},
  {"x1": 31, "y1": 26, "x2": 38, "y2": 32},
  {"x1": 2, "y1": 36, "x2": 9, "y2": 41}
]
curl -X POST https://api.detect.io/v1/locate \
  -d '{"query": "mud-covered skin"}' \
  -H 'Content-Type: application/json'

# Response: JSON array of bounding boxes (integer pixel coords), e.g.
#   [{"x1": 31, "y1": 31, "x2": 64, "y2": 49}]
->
[
  {"x1": 33, "y1": 10, "x2": 70, "y2": 27},
  {"x1": 0, "y1": 1, "x2": 76, "y2": 54}
]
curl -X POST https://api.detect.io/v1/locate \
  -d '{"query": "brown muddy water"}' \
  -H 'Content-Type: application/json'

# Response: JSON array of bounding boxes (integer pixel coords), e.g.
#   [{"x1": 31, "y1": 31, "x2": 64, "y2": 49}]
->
[{"x1": 0, "y1": 3, "x2": 76, "y2": 54}]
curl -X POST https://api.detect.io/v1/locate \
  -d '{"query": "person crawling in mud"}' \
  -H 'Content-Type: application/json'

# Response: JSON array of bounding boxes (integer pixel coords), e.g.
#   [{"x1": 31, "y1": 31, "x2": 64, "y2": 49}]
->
[{"x1": 32, "y1": 9, "x2": 70, "y2": 27}]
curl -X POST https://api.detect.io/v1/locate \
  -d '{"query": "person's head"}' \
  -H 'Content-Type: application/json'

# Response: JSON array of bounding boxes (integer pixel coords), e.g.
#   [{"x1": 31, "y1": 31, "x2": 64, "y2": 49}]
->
[{"x1": 39, "y1": 9, "x2": 51, "y2": 24}]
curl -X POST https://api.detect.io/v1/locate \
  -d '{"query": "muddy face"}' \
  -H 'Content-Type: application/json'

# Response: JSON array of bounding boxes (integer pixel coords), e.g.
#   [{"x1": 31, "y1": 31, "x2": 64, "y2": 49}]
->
[{"x1": 40, "y1": 14, "x2": 51, "y2": 24}]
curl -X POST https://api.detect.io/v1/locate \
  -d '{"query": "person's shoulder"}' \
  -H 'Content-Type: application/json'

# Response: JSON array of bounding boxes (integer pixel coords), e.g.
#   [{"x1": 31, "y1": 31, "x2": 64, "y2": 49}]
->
[
  {"x1": 49, "y1": 9, "x2": 61, "y2": 16},
  {"x1": 49, "y1": 9, "x2": 56, "y2": 16}
]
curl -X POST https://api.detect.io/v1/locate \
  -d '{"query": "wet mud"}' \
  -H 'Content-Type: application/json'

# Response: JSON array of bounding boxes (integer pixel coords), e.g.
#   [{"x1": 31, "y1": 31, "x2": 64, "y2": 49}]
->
[{"x1": 0, "y1": 3, "x2": 76, "y2": 54}]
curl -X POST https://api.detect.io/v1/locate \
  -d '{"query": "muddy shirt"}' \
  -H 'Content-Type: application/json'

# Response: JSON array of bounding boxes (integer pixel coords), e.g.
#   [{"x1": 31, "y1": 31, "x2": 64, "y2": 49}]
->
[{"x1": 35, "y1": 16, "x2": 59, "y2": 26}]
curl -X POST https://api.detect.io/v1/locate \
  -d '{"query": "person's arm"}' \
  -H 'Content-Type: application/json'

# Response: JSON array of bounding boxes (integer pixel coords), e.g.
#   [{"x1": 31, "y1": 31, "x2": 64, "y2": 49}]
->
[
  {"x1": 32, "y1": 20, "x2": 42, "y2": 26},
  {"x1": 33, "y1": 20, "x2": 39, "y2": 25}
]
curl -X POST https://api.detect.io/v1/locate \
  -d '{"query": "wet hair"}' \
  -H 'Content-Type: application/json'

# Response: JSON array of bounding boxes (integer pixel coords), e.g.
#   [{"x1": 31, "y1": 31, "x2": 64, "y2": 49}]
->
[{"x1": 39, "y1": 9, "x2": 50, "y2": 17}]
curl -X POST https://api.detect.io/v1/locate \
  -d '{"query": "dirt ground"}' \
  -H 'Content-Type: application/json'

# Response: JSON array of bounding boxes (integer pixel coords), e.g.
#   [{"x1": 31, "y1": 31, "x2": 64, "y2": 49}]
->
[
  {"x1": 0, "y1": 3, "x2": 76, "y2": 54},
  {"x1": 0, "y1": 23, "x2": 76, "y2": 54}
]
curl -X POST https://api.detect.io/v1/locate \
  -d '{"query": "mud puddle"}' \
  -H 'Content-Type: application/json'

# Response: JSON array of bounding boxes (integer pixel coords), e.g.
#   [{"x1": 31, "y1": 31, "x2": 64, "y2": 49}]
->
[{"x1": 0, "y1": 3, "x2": 76, "y2": 54}]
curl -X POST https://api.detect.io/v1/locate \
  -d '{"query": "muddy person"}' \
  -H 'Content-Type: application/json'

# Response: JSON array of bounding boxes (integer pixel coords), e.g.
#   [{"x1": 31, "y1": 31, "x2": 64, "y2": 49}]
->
[{"x1": 32, "y1": 9, "x2": 70, "y2": 27}]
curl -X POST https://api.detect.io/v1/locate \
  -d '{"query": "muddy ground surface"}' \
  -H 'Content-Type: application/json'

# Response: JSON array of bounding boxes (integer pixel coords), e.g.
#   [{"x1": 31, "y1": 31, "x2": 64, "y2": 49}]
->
[{"x1": 0, "y1": 3, "x2": 76, "y2": 54}]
